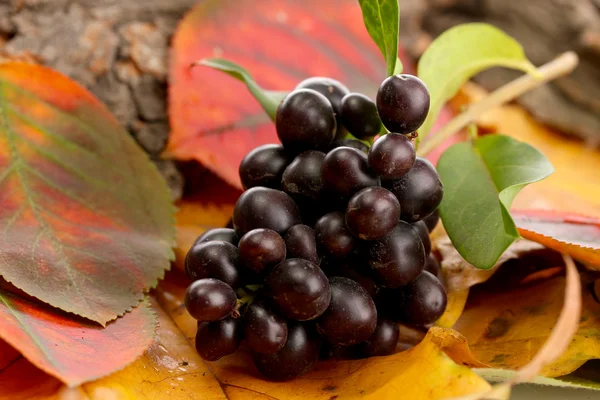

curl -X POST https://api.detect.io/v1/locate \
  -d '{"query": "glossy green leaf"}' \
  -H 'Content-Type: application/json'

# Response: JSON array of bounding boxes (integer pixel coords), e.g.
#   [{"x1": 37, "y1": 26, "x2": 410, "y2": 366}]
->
[
  {"x1": 417, "y1": 23, "x2": 537, "y2": 140},
  {"x1": 358, "y1": 0, "x2": 399, "y2": 76},
  {"x1": 437, "y1": 134, "x2": 554, "y2": 269},
  {"x1": 195, "y1": 58, "x2": 287, "y2": 119}
]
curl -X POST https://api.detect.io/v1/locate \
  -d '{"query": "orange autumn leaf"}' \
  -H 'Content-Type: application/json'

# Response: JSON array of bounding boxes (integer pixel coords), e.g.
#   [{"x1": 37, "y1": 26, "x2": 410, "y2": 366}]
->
[
  {"x1": 453, "y1": 270, "x2": 600, "y2": 378},
  {"x1": 0, "y1": 62, "x2": 175, "y2": 324},
  {"x1": 0, "y1": 283, "x2": 155, "y2": 388}
]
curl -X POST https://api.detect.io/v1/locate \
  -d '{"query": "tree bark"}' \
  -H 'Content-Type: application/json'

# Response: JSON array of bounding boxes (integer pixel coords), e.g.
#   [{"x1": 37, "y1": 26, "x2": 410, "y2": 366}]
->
[
  {"x1": 0, "y1": 0, "x2": 196, "y2": 199},
  {"x1": 399, "y1": 0, "x2": 600, "y2": 146}
]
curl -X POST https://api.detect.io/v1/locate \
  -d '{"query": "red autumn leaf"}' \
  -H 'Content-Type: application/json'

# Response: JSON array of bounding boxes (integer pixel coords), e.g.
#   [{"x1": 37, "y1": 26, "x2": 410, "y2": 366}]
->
[
  {"x1": 166, "y1": 0, "x2": 416, "y2": 189},
  {"x1": 0, "y1": 62, "x2": 175, "y2": 324},
  {"x1": 0, "y1": 282, "x2": 155, "y2": 387},
  {"x1": 513, "y1": 209, "x2": 600, "y2": 267}
]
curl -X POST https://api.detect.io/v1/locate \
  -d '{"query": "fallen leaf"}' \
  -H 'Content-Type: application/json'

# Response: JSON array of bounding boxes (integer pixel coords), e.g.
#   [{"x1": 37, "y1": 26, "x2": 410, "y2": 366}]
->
[
  {"x1": 453, "y1": 262, "x2": 594, "y2": 378},
  {"x1": 166, "y1": 0, "x2": 404, "y2": 188},
  {"x1": 512, "y1": 209, "x2": 600, "y2": 268},
  {"x1": 428, "y1": 326, "x2": 489, "y2": 369},
  {"x1": 455, "y1": 255, "x2": 581, "y2": 400},
  {"x1": 0, "y1": 283, "x2": 155, "y2": 387},
  {"x1": 155, "y1": 271, "x2": 490, "y2": 399},
  {"x1": 436, "y1": 235, "x2": 545, "y2": 291},
  {"x1": 0, "y1": 297, "x2": 226, "y2": 400},
  {"x1": 0, "y1": 62, "x2": 175, "y2": 324},
  {"x1": 436, "y1": 288, "x2": 470, "y2": 328}
]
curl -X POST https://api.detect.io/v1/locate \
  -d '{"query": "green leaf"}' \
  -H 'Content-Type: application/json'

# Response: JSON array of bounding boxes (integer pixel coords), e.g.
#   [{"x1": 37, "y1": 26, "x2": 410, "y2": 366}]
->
[
  {"x1": 393, "y1": 57, "x2": 404, "y2": 74},
  {"x1": 358, "y1": 0, "x2": 399, "y2": 76},
  {"x1": 195, "y1": 58, "x2": 287, "y2": 119},
  {"x1": 437, "y1": 134, "x2": 554, "y2": 269},
  {"x1": 417, "y1": 23, "x2": 537, "y2": 140}
]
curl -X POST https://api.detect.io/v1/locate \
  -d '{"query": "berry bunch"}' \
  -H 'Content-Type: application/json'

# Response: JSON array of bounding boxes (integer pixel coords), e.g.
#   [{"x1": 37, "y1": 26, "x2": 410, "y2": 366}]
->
[{"x1": 184, "y1": 74, "x2": 446, "y2": 381}]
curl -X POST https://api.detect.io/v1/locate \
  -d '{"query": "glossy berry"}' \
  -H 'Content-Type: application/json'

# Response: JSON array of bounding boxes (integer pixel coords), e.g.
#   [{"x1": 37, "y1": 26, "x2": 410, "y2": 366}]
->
[
  {"x1": 376, "y1": 74, "x2": 430, "y2": 134},
  {"x1": 185, "y1": 278, "x2": 237, "y2": 322},
  {"x1": 284, "y1": 224, "x2": 319, "y2": 264},
  {"x1": 411, "y1": 220, "x2": 431, "y2": 255},
  {"x1": 232, "y1": 187, "x2": 301, "y2": 236},
  {"x1": 423, "y1": 209, "x2": 440, "y2": 232},
  {"x1": 266, "y1": 259, "x2": 331, "y2": 321},
  {"x1": 315, "y1": 211, "x2": 357, "y2": 258},
  {"x1": 253, "y1": 323, "x2": 321, "y2": 381},
  {"x1": 384, "y1": 157, "x2": 443, "y2": 223},
  {"x1": 346, "y1": 187, "x2": 400, "y2": 241},
  {"x1": 396, "y1": 271, "x2": 447, "y2": 325},
  {"x1": 238, "y1": 229, "x2": 286, "y2": 274},
  {"x1": 296, "y1": 77, "x2": 349, "y2": 123},
  {"x1": 317, "y1": 277, "x2": 377, "y2": 346},
  {"x1": 366, "y1": 221, "x2": 426, "y2": 288},
  {"x1": 424, "y1": 254, "x2": 441, "y2": 276},
  {"x1": 340, "y1": 93, "x2": 382, "y2": 139},
  {"x1": 276, "y1": 89, "x2": 336, "y2": 152},
  {"x1": 320, "y1": 257, "x2": 378, "y2": 297},
  {"x1": 321, "y1": 147, "x2": 379, "y2": 200},
  {"x1": 244, "y1": 301, "x2": 288, "y2": 354},
  {"x1": 281, "y1": 150, "x2": 325, "y2": 202},
  {"x1": 185, "y1": 241, "x2": 240, "y2": 288},
  {"x1": 329, "y1": 138, "x2": 369, "y2": 154},
  {"x1": 196, "y1": 318, "x2": 241, "y2": 361},
  {"x1": 355, "y1": 319, "x2": 399, "y2": 357},
  {"x1": 368, "y1": 133, "x2": 415, "y2": 180},
  {"x1": 239, "y1": 144, "x2": 292, "y2": 190},
  {"x1": 194, "y1": 228, "x2": 238, "y2": 246}
]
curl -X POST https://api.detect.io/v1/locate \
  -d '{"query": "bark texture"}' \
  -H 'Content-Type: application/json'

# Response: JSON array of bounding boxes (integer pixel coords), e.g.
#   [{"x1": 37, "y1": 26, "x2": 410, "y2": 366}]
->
[
  {"x1": 399, "y1": 0, "x2": 600, "y2": 146},
  {"x1": 0, "y1": 0, "x2": 196, "y2": 199}
]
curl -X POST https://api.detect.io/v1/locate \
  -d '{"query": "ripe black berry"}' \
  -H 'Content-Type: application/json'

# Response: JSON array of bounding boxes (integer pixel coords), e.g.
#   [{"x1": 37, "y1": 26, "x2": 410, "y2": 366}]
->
[
  {"x1": 384, "y1": 157, "x2": 443, "y2": 223},
  {"x1": 238, "y1": 228, "x2": 286, "y2": 274},
  {"x1": 315, "y1": 211, "x2": 357, "y2": 258},
  {"x1": 396, "y1": 271, "x2": 447, "y2": 325},
  {"x1": 424, "y1": 253, "x2": 441, "y2": 276},
  {"x1": 423, "y1": 209, "x2": 440, "y2": 232},
  {"x1": 194, "y1": 228, "x2": 238, "y2": 246},
  {"x1": 355, "y1": 319, "x2": 399, "y2": 357},
  {"x1": 321, "y1": 147, "x2": 379, "y2": 200},
  {"x1": 329, "y1": 138, "x2": 369, "y2": 154},
  {"x1": 185, "y1": 240, "x2": 240, "y2": 288},
  {"x1": 239, "y1": 144, "x2": 291, "y2": 190},
  {"x1": 340, "y1": 93, "x2": 382, "y2": 139},
  {"x1": 281, "y1": 150, "x2": 325, "y2": 203},
  {"x1": 317, "y1": 277, "x2": 377, "y2": 346},
  {"x1": 376, "y1": 74, "x2": 430, "y2": 134},
  {"x1": 232, "y1": 187, "x2": 301, "y2": 236},
  {"x1": 411, "y1": 220, "x2": 432, "y2": 255},
  {"x1": 266, "y1": 259, "x2": 331, "y2": 321},
  {"x1": 346, "y1": 187, "x2": 400, "y2": 241},
  {"x1": 366, "y1": 221, "x2": 425, "y2": 288},
  {"x1": 368, "y1": 133, "x2": 415, "y2": 180},
  {"x1": 244, "y1": 301, "x2": 288, "y2": 354},
  {"x1": 284, "y1": 224, "x2": 319, "y2": 264},
  {"x1": 296, "y1": 77, "x2": 349, "y2": 123},
  {"x1": 185, "y1": 278, "x2": 237, "y2": 322},
  {"x1": 196, "y1": 318, "x2": 241, "y2": 361},
  {"x1": 276, "y1": 89, "x2": 336, "y2": 152},
  {"x1": 253, "y1": 323, "x2": 321, "y2": 381}
]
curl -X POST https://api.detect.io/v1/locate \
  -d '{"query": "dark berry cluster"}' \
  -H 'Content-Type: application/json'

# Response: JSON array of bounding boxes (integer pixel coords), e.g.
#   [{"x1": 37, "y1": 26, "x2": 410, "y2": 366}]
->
[{"x1": 184, "y1": 74, "x2": 446, "y2": 381}]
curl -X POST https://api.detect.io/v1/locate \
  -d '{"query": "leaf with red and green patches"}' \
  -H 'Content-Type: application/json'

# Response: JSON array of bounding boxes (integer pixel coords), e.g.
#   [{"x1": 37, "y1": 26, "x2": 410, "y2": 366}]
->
[
  {"x1": 513, "y1": 210, "x2": 600, "y2": 268},
  {"x1": 166, "y1": 0, "x2": 406, "y2": 189},
  {"x1": 0, "y1": 282, "x2": 156, "y2": 387},
  {"x1": 0, "y1": 62, "x2": 175, "y2": 324}
]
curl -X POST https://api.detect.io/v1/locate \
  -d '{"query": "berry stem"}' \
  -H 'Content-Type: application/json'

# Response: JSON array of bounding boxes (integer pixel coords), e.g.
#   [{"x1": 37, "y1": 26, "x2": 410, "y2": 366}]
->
[{"x1": 417, "y1": 51, "x2": 579, "y2": 157}]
